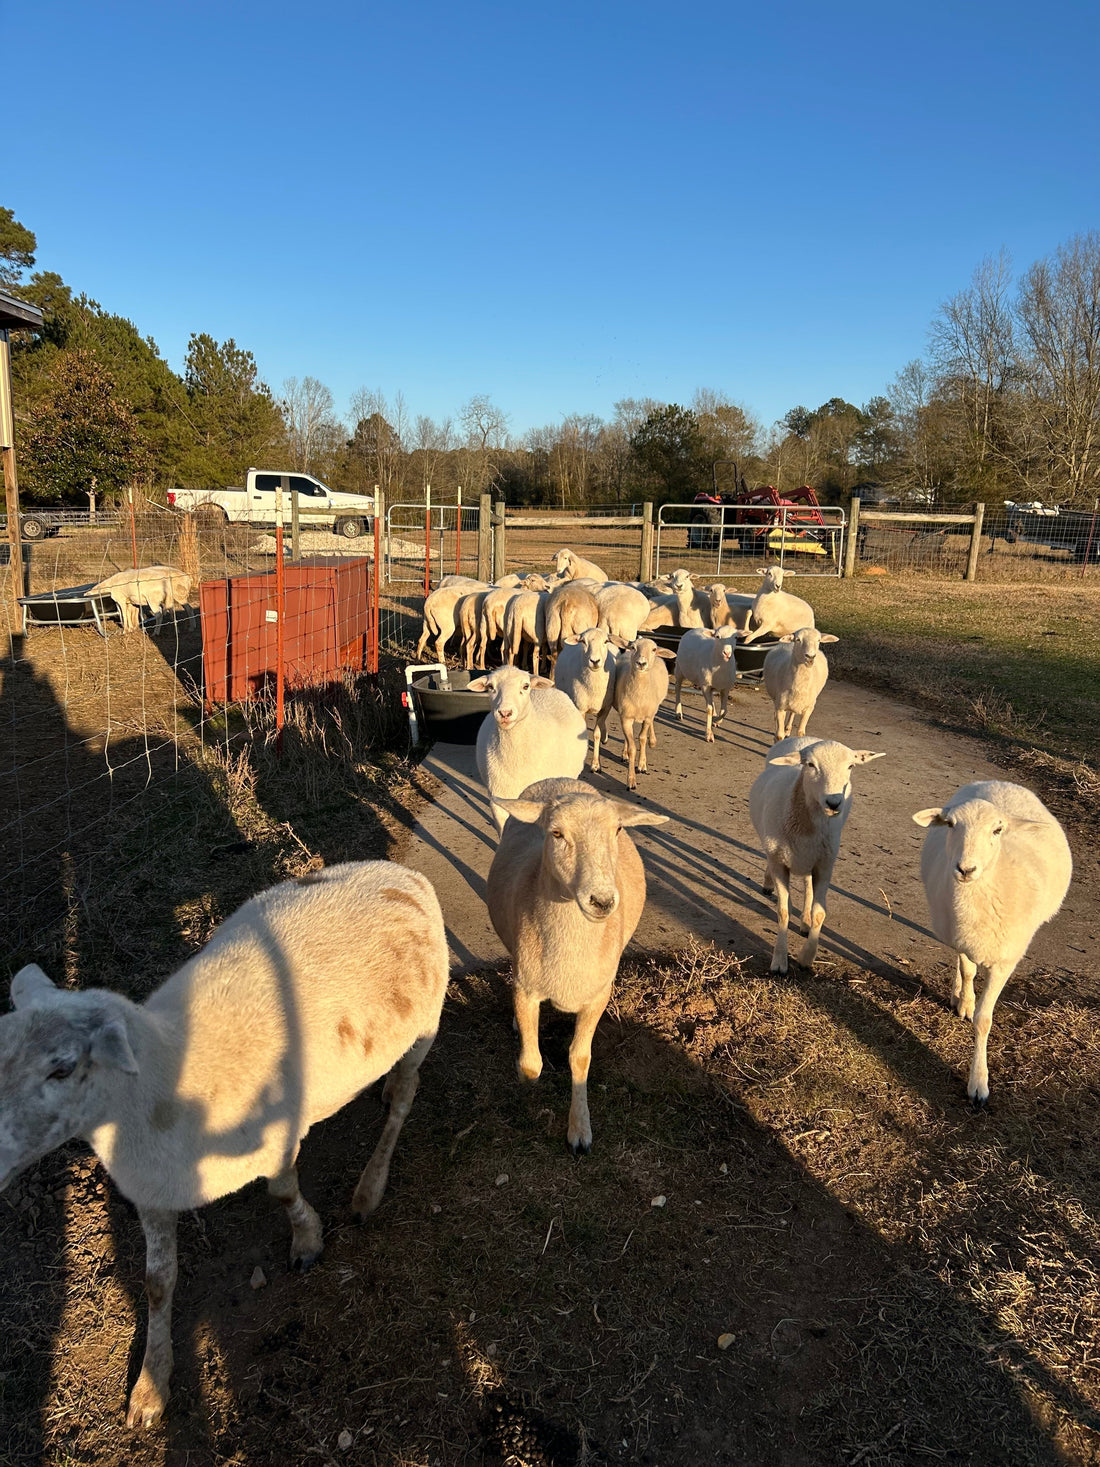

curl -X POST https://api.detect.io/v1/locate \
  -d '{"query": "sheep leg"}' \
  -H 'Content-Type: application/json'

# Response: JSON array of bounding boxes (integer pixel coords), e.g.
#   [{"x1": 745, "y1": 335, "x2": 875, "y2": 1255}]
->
[
  {"x1": 800, "y1": 874, "x2": 814, "y2": 932},
  {"x1": 674, "y1": 674, "x2": 684, "y2": 720},
  {"x1": 638, "y1": 717, "x2": 654, "y2": 773},
  {"x1": 716, "y1": 689, "x2": 729, "y2": 724},
  {"x1": 352, "y1": 1030, "x2": 438, "y2": 1217},
  {"x1": 798, "y1": 857, "x2": 835, "y2": 969},
  {"x1": 592, "y1": 711, "x2": 609, "y2": 774},
  {"x1": 126, "y1": 1207, "x2": 178, "y2": 1430},
  {"x1": 768, "y1": 858, "x2": 791, "y2": 975},
  {"x1": 415, "y1": 620, "x2": 432, "y2": 660},
  {"x1": 775, "y1": 707, "x2": 787, "y2": 740},
  {"x1": 567, "y1": 985, "x2": 612, "y2": 1155},
  {"x1": 514, "y1": 986, "x2": 543, "y2": 1081},
  {"x1": 704, "y1": 691, "x2": 715, "y2": 743},
  {"x1": 268, "y1": 1163, "x2": 323, "y2": 1269},
  {"x1": 953, "y1": 953, "x2": 977, "y2": 1021},
  {"x1": 623, "y1": 720, "x2": 638, "y2": 790},
  {"x1": 968, "y1": 962, "x2": 1013, "y2": 1105},
  {"x1": 647, "y1": 722, "x2": 656, "y2": 748},
  {"x1": 795, "y1": 708, "x2": 811, "y2": 736}
]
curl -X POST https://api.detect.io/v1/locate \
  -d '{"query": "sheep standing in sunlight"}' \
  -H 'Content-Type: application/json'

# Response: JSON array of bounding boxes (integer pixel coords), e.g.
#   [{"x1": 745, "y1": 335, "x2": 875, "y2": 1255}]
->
[
  {"x1": 0, "y1": 861, "x2": 449, "y2": 1429},
  {"x1": 91, "y1": 565, "x2": 193, "y2": 634},
  {"x1": 913, "y1": 780, "x2": 1072, "y2": 1103},
  {"x1": 487, "y1": 778, "x2": 667, "y2": 1152},
  {"x1": 749, "y1": 736, "x2": 885, "y2": 974}
]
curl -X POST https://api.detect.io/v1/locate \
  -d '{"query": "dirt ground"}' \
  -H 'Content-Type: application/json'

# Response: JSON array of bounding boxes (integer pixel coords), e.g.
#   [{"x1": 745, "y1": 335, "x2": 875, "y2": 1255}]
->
[{"x1": 1, "y1": 616, "x2": 1098, "y2": 1463}]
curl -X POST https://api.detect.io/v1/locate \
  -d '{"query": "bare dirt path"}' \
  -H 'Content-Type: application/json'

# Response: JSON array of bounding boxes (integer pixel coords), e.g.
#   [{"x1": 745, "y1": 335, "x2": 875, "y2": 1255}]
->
[{"x1": 398, "y1": 676, "x2": 1097, "y2": 996}]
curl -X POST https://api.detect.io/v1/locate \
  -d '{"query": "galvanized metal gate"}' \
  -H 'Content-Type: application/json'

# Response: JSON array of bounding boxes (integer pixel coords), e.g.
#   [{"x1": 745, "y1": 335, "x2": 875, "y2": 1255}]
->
[
  {"x1": 385, "y1": 503, "x2": 483, "y2": 584},
  {"x1": 655, "y1": 503, "x2": 846, "y2": 580}
]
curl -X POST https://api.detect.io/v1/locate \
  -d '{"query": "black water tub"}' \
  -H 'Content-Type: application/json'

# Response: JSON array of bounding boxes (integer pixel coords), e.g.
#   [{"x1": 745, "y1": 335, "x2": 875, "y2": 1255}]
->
[
  {"x1": 410, "y1": 668, "x2": 492, "y2": 744},
  {"x1": 645, "y1": 628, "x2": 780, "y2": 677}
]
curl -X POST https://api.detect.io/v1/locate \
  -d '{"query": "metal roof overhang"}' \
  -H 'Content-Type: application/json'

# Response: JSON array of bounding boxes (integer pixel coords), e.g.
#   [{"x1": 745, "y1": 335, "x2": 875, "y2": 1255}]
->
[{"x1": 0, "y1": 290, "x2": 45, "y2": 332}]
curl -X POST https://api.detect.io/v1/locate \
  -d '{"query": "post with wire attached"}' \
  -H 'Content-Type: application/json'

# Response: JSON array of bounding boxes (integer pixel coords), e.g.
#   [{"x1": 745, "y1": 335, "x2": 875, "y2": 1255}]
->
[
  {"x1": 368, "y1": 483, "x2": 383, "y2": 674},
  {"x1": 423, "y1": 484, "x2": 432, "y2": 598},
  {"x1": 275, "y1": 478, "x2": 286, "y2": 751},
  {"x1": 844, "y1": 495, "x2": 861, "y2": 578},
  {"x1": 128, "y1": 486, "x2": 139, "y2": 569},
  {"x1": 455, "y1": 485, "x2": 462, "y2": 575},
  {"x1": 639, "y1": 501, "x2": 654, "y2": 582},
  {"x1": 290, "y1": 489, "x2": 300, "y2": 561},
  {"x1": 965, "y1": 502, "x2": 985, "y2": 582},
  {"x1": 1, "y1": 296, "x2": 45, "y2": 606},
  {"x1": 493, "y1": 500, "x2": 506, "y2": 582},
  {"x1": 478, "y1": 493, "x2": 492, "y2": 581}
]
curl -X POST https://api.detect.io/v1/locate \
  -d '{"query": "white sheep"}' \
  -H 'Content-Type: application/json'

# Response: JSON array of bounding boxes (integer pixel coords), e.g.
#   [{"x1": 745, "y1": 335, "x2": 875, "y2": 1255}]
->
[
  {"x1": 416, "y1": 580, "x2": 489, "y2": 661},
  {"x1": 553, "y1": 548, "x2": 609, "y2": 583},
  {"x1": 673, "y1": 627, "x2": 741, "y2": 742},
  {"x1": 741, "y1": 566, "x2": 816, "y2": 644},
  {"x1": 705, "y1": 583, "x2": 754, "y2": 631},
  {"x1": 612, "y1": 636, "x2": 676, "y2": 789},
  {"x1": 762, "y1": 627, "x2": 839, "y2": 739},
  {"x1": 467, "y1": 665, "x2": 589, "y2": 834},
  {"x1": 749, "y1": 736, "x2": 884, "y2": 974},
  {"x1": 912, "y1": 781, "x2": 1072, "y2": 1103},
  {"x1": 487, "y1": 778, "x2": 667, "y2": 1151},
  {"x1": 454, "y1": 589, "x2": 489, "y2": 669},
  {"x1": 544, "y1": 580, "x2": 601, "y2": 661},
  {"x1": 594, "y1": 582, "x2": 652, "y2": 643},
  {"x1": 91, "y1": 565, "x2": 193, "y2": 634},
  {"x1": 0, "y1": 860, "x2": 448, "y2": 1429},
  {"x1": 640, "y1": 569, "x2": 707, "y2": 632},
  {"x1": 476, "y1": 585, "x2": 520, "y2": 666},
  {"x1": 553, "y1": 625, "x2": 621, "y2": 773},
  {"x1": 503, "y1": 590, "x2": 549, "y2": 672}
]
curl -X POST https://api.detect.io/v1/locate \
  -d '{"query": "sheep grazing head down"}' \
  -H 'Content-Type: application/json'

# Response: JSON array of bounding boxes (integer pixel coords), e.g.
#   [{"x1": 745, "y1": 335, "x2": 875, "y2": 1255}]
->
[
  {"x1": 496, "y1": 788, "x2": 667, "y2": 922},
  {"x1": 768, "y1": 740, "x2": 884, "y2": 817},
  {"x1": 912, "y1": 797, "x2": 1035, "y2": 884},
  {"x1": 0, "y1": 965, "x2": 137, "y2": 1192},
  {"x1": 468, "y1": 666, "x2": 553, "y2": 729}
]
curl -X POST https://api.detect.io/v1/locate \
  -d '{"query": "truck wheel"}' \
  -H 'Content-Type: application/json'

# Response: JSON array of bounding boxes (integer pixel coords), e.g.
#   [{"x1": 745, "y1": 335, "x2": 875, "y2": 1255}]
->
[
  {"x1": 337, "y1": 517, "x2": 364, "y2": 539},
  {"x1": 21, "y1": 517, "x2": 47, "y2": 541}
]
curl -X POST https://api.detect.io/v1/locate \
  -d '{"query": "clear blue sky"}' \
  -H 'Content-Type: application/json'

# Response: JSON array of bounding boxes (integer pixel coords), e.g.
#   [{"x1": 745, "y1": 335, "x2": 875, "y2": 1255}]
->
[{"x1": 7, "y1": 0, "x2": 1100, "y2": 440}]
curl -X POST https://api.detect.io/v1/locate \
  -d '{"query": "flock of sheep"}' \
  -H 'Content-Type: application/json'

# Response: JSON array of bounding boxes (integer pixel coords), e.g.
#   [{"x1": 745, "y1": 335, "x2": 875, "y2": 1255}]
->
[{"x1": 0, "y1": 546, "x2": 1074, "y2": 1430}]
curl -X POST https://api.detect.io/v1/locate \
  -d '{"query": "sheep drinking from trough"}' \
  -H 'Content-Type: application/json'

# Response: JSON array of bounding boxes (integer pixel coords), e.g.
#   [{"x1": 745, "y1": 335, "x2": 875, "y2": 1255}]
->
[
  {"x1": 673, "y1": 627, "x2": 741, "y2": 742},
  {"x1": 487, "y1": 778, "x2": 668, "y2": 1152},
  {"x1": 762, "y1": 627, "x2": 839, "y2": 739},
  {"x1": 749, "y1": 736, "x2": 885, "y2": 974},
  {"x1": 0, "y1": 860, "x2": 449, "y2": 1429},
  {"x1": 912, "y1": 780, "x2": 1072, "y2": 1103},
  {"x1": 553, "y1": 625, "x2": 622, "y2": 773},
  {"x1": 467, "y1": 665, "x2": 589, "y2": 834},
  {"x1": 91, "y1": 565, "x2": 193, "y2": 634},
  {"x1": 613, "y1": 635, "x2": 676, "y2": 789}
]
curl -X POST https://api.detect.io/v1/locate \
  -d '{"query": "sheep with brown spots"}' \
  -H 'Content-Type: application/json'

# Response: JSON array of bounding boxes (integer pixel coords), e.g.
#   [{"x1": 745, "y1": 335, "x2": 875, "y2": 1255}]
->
[{"x1": 0, "y1": 861, "x2": 448, "y2": 1430}]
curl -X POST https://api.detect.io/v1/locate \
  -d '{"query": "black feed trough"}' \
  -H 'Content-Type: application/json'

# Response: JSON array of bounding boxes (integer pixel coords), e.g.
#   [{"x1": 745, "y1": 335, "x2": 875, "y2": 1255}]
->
[{"x1": 410, "y1": 668, "x2": 491, "y2": 744}]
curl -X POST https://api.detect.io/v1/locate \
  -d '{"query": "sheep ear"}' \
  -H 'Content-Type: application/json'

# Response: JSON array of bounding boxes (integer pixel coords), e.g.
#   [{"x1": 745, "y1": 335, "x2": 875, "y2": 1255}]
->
[
  {"x1": 754, "y1": 566, "x2": 770, "y2": 575},
  {"x1": 530, "y1": 676, "x2": 555, "y2": 689},
  {"x1": 819, "y1": 633, "x2": 839, "y2": 643},
  {"x1": 495, "y1": 797, "x2": 545, "y2": 825},
  {"x1": 467, "y1": 676, "x2": 493, "y2": 692},
  {"x1": 609, "y1": 634, "x2": 629, "y2": 649},
  {"x1": 564, "y1": 634, "x2": 582, "y2": 645},
  {"x1": 778, "y1": 633, "x2": 794, "y2": 643},
  {"x1": 655, "y1": 648, "x2": 677, "y2": 660},
  {"x1": 912, "y1": 807, "x2": 947, "y2": 827},
  {"x1": 612, "y1": 803, "x2": 670, "y2": 828},
  {"x1": 851, "y1": 750, "x2": 885, "y2": 765},
  {"x1": 11, "y1": 963, "x2": 60, "y2": 1009},
  {"x1": 768, "y1": 752, "x2": 804, "y2": 766},
  {"x1": 88, "y1": 1016, "x2": 139, "y2": 1075}
]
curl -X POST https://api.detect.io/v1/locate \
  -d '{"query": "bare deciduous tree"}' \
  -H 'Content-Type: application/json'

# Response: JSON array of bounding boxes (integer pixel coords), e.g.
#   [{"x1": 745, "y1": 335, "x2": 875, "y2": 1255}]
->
[{"x1": 281, "y1": 376, "x2": 340, "y2": 473}]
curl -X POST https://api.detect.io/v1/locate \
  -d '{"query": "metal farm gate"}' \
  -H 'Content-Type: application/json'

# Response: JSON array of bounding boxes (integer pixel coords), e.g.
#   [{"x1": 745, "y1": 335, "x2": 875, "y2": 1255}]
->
[
  {"x1": 655, "y1": 503, "x2": 846, "y2": 581},
  {"x1": 385, "y1": 502, "x2": 484, "y2": 585}
]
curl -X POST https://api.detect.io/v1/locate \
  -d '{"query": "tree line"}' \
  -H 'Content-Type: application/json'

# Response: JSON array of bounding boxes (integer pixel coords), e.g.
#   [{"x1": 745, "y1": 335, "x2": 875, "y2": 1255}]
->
[{"x1": 4, "y1": 206, "x2": 1100, "y2": 508}]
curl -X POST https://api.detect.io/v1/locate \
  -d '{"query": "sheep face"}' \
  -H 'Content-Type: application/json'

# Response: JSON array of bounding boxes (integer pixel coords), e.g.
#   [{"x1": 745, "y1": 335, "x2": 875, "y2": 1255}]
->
[
  {"x1": 553, "y1": 549, "x2": 575, "y2": 577},
  {"x1": 769, "y1": 740, "x2": 884, "y2": 818},
  {"x1": 624, "y1": 637, "x2": 675, "y2": 672},
  {"x1": 669, "y1": 569, "x2": 694, "y2": 591},
  {"x1": 756, "y1": 566, "x2": 788, "y2": 592},
  {"x1": 714, "y1": 628, "x2": 738, "y2": 663},
  {"x1": 524, "y1": 573, "x2": 550, "y2": 592},
  {"x1": 468, "y1": 667, "x2": 552, "y2": 728},
  {"x1": 0, "y1": 969, "x2": 137, "y2": 1191},
  {"x1": 912, "y1": 797, "x2": 1023, "y2": 885},
  {"x1": 496, "y1": 790, "x2": 667, "y2": 922},
  {"x1": 566, "y1": 626, "x2": 614, "y2": 670},
  {"x1": 782, "y1": 627, "x2": 838, "y2": 662}
]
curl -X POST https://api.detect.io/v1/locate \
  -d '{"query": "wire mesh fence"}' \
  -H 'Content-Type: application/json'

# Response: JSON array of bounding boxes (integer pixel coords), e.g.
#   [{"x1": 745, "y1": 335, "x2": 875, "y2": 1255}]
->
[
  {"x1": 0, "y1": 507, "x2": 392, "y2": 954},
  {"x1": 655, "y1": 503, "x2": 846, "y2": 581}
]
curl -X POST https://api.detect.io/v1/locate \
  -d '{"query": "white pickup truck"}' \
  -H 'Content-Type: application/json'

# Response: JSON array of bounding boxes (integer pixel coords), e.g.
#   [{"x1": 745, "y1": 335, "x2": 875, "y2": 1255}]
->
[{"x1": 167, "y1": 469, "x2": 374, "y2": 539}]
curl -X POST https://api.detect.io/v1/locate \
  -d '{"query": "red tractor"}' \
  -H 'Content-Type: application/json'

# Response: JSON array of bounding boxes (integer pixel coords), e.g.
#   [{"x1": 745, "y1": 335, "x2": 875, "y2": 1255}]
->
[{"x1": 689, "y1": 484, "x2": 838, "y2": 559}]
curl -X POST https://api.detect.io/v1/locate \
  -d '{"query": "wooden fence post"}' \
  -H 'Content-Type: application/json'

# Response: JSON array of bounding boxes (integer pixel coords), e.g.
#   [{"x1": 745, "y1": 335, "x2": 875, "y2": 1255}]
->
[
  {"x1": 478, "y1": 493, "x2": 492, "y2": 580},
  {"x1": 844, "y1": 496, "x2": 861, "y2": 578},
  {"x1": 640, "y1": 501, "x2": 655, "y2": 581},
  {"x1": 965, "y1": 502, "x2": 985, "y2": 582},
  {"x1": 290, "y1": 490, "x2": 300, "y2": 561},
  {"x1": 493, "y1": 501, "x2": 506, "y2": 582}
]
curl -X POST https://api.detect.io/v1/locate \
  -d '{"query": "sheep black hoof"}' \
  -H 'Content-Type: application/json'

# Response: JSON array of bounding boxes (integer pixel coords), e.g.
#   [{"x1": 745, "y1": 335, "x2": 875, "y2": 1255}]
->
[
  {"x1": 569, "y1": 1138, "x2": 592, "y2": 1157},
  {"x1": 969, "y1": 1093, "x2": 989, "y2": 1110},
  {"x1": 290, "y1": 1250, "x2": 320, "y2": 1273}
]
